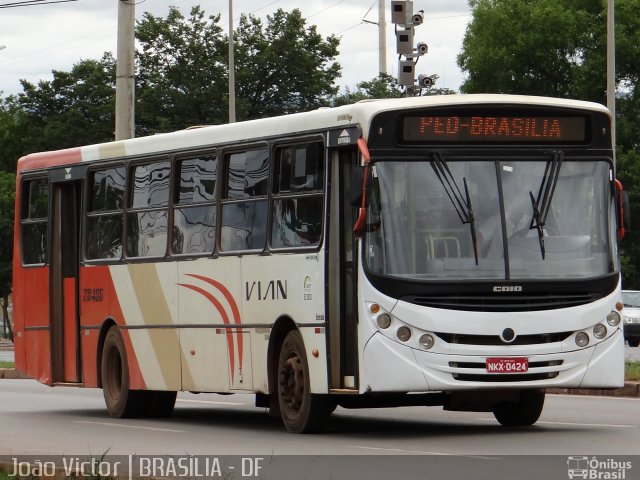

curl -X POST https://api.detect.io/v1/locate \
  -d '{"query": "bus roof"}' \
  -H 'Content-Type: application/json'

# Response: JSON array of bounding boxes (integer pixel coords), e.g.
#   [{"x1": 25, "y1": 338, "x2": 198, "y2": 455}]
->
[{"x1": 16, "y1": 94, "x2": 611, "y2": 173}]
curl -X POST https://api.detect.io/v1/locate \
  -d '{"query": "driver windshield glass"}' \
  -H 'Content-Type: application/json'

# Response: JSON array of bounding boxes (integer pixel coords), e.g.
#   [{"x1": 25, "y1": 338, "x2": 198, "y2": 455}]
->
[{"x1": 364, "y1": 158, "x2": 614, "y2": 280}]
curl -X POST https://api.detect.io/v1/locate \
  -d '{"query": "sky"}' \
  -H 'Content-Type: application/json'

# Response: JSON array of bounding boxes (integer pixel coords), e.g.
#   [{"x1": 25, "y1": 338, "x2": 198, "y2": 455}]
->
[{"x1": 0, "y1": 0, "x2": 472, "y2": 97}]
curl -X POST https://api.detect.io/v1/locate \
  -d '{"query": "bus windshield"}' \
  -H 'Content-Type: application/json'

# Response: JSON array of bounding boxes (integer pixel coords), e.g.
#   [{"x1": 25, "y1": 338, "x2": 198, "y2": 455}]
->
[{"x1": 363, "y1": 156, "x2": 616, "y2": 280}]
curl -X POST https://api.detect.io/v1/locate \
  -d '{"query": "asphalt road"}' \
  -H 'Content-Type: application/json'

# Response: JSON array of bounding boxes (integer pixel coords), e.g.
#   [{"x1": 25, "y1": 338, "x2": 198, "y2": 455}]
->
[
  {"x1": 0, "y1": 378, "x2": 639, "y2": 480},
  {"x1": 1, "y1": 344, "x2": 638, "y2": 479}
]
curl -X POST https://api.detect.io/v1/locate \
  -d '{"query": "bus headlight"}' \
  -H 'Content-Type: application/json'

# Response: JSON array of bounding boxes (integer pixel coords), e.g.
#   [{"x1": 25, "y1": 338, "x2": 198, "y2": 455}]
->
[
  {"x1": 419, "y1": 334, "x2": 435, "y2": 350},
  {"x1": 575, "y1": 332, "x2": 589, "y2": 347},
  {"x1": 377, "y1": 313, "x2": 392, "y2": 329},
  {"x1": 397, "y1": 326, "x2": 412, "y2": 342},
  {"x1": 606, "y1": 311, "x2": 621, "y2": 327},
  {"x1": 593, "y1": 324, "x2": 607, "y2": 339}
]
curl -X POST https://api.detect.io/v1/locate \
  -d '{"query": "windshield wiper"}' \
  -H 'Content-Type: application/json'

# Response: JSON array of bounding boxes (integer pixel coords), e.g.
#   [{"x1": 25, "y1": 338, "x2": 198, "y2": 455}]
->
[
  {"x1": 430, "y1": 154, "x2": 479, "y2": 265},
  {"x1": 528, "y1": 150, "x2": 564, "y2": 259}
]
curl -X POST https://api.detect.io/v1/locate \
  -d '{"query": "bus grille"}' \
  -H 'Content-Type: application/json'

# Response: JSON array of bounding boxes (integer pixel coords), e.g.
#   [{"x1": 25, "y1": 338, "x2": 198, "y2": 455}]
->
[
  {"x1": 435, "y1": 332, "x2": 573, "y2": 346},
  {"x1": 401, "y1": 293, "x2": 595, "y2": 312},
  {"x1": 449, "y1": 360, "x2": 563, "y2": 382}
]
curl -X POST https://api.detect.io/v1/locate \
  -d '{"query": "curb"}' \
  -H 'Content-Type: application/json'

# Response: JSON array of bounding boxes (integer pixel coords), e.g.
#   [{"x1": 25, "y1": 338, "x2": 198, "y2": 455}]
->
[
  {"x1": 547, "y1": 382, "x2": 640, "y2": 397},
  {"x1": 0, "y1": 369, "x2": 30, "y2": 379}
]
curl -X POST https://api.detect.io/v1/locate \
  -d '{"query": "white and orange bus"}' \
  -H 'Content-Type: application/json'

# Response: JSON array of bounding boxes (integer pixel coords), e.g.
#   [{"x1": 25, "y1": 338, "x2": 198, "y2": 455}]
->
[{"x1": 12, "y1": 95, "x2": 627, "y2": 433}]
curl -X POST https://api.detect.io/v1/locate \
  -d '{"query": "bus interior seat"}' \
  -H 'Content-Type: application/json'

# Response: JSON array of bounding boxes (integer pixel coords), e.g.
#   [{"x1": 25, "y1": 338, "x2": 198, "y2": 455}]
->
[{"x1": 422, "y1": 208, "x2": 465, "y2": 259}]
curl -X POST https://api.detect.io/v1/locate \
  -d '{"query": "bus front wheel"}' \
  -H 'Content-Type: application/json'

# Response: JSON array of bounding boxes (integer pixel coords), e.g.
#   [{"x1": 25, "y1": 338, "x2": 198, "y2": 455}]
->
[
  {"x1": 492, "y1": 389, "x2": 545, "y2": 427},
  {"x1": 277, "y1": 330, "x2": 331, "y2": 433}
]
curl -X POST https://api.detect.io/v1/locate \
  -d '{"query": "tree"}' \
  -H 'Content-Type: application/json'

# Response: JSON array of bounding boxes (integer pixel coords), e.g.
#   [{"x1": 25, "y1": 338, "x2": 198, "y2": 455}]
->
[
  {"x1": 333, "y1": 74, "x2": 403, "y2": 106},
  {"x1": 233, "y1": 9, "x2": 340, "y2": 119},
  {"x1": 457, "y1": 0, "x2": 607, "y2": 101},
  {"x1": 135, "y1": 6, "x2": 341, "y2": 132},
  {"x1": 616, "y1": 148, "x2": 640, "y2": 288},
  {"x1": 0, "y1": 171, "x2": 15, "y2": 340},
  {"x1": 0, "y1": 97, "x2": 25, "y2": 173},
  {"x1": 136, "y1": 6, "x2": 229, "y2": 133},
  {"x1": 0, "y1": 53, "x2": 116, "y2": 167}
]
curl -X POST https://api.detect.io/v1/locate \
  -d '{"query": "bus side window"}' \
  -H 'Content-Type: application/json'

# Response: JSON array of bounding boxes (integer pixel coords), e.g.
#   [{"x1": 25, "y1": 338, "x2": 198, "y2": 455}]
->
[
  {"x1": 86, "y1": 167, "x2": 126, "y2": 260},
  {"x1": 172, "y1": 155, "x2": 217, "y2": 255},
  {"x1": 126, "y1": 161, "x2": 170, "y2": 258},
  {"x1": 271, "y1": 142, "x2": 324, "y2": 249},
  {"x1": 220, "y1": 148, "x2": 269, "y2": 252},
  {"x1": 20, "y1": 177, "x2": 49, "y2": 265}
]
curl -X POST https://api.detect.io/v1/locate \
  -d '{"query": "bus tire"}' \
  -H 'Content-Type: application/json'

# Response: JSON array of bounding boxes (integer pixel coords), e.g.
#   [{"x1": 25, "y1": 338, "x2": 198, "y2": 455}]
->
[
  {"x1": 277, "y1": 330, "x2": 331, "y2": 433},
  {"x1": 101, "y1": 326, "x2": 145, "y2": 418},
  {"x1": 492, "y1": 389, "x2": 545, "y2": 427}
]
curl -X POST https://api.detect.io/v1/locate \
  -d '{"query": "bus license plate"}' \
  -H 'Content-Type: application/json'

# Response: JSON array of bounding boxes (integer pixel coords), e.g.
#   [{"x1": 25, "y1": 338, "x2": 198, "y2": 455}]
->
[{"x1": 486, "y1": 357, "x2": 528, "y2": 373}]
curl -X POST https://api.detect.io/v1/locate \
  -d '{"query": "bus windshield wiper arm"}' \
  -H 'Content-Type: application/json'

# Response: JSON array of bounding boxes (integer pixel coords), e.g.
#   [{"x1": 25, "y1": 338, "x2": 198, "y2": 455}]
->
[
  {"x1": 430, "y1": 154, "x2": 479, "y2": 265},
  {"x1": 529, "y1": 150, "x2": 564, "y2": 259}
]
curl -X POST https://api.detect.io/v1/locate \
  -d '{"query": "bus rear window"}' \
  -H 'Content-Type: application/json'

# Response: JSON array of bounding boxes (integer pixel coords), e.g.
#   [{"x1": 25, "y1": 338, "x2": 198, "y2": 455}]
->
[{"x1": 20, "y1": 178, "x2": 49, "y2": 265}]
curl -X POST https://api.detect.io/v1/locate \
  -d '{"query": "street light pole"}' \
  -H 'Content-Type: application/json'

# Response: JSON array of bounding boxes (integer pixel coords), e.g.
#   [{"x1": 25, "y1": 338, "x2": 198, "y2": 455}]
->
[
  {"x1": 378, "y1": 0, "x2": 387, "y2": 75},
  {"x1": 228, "y1": 0, "x2": 236, "y2": 123},
  {"x1": 607, "y1": 0, "x2": 616, "y2": 159},
  {"x1": 115, "y1": 0, "x2": 135, "y2": 140}
]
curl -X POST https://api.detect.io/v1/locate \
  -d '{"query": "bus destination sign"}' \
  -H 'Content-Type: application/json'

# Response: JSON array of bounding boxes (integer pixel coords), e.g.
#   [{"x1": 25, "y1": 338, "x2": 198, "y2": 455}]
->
[{"x1": 403, "y1": 115, "x2": 587, "y2": 143}]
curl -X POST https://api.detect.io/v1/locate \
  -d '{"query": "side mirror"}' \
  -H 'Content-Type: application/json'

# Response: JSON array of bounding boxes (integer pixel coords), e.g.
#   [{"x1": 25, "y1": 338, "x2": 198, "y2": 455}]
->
[
  {"x1": 350, "y1": 165, "x2": 372, "y2": 207},
  {"x1": 615, "y1": 180, "x2": 630, "y2": 240}
]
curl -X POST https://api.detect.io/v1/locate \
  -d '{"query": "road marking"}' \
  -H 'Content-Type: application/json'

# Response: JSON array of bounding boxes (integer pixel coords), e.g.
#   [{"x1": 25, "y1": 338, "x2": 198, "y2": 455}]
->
[
  {"x1": 347, "y1": 445, "x2": 498, "y2": 459},
  {"x1": 548, "y1": 393, "x2": 640, "y2": 401},
  {"x1": 477, "y1": 418, "x2": 636, "y2": 428},
  {"x1": 72, "y1": 420, "x2": 186, "y2": 433},
  {"x1": 537, "y1": 420, "x2": 636, "y2": 428},
  {"x1": 177, "y1": 399, "x2": 246, "y2": 406}
]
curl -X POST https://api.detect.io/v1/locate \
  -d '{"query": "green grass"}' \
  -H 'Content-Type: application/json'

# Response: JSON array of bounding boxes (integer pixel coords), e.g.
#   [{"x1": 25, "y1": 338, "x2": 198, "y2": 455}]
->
[
  {"x1": 0, "y1": 361, "x2": 14, "y2": 369},
  {"x1": 625, "y1": 361, "x2": 640, "y2": 381},
  {"x1": 0, "y1": 470, "x2": 15, "y2": 480}
]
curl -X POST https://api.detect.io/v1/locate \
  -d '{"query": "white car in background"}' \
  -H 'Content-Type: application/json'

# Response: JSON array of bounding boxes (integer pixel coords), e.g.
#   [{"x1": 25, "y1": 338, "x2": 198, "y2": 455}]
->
[{"x1": 621, "y1": 290, "x2": 640, "y2": 347}]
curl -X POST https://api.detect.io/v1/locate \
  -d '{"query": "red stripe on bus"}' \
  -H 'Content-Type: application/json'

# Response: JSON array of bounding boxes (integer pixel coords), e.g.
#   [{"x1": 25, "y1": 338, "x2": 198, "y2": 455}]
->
[
  {"x1": 185, "y1": 274, "x2": 244, "y2": 371},
  {"x1": 178, "y1": 283, "x2": 236, "y2": 383},
  {"x1": 17, "y1": 148, "x2": 83, "y2": 172}
]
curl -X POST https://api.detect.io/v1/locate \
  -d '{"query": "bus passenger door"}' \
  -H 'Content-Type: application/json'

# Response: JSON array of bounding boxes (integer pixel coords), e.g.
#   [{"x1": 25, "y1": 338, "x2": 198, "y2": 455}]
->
[
  {"x1": 327, "y1": 147, "x2": 359, "y2": 391},
  {"x1": 50, "y1": 180, "x2": 82, "y2": 384}
]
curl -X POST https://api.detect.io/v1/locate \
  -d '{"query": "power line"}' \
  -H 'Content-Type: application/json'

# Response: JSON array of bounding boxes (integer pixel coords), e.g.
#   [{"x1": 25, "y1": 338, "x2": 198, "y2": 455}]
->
[
  {"x1": 308, "y1": 0, "x2": 347, "y2": 20},
  {"x1": 0, "y1": 0, "x2": 78, "y2": 8}
]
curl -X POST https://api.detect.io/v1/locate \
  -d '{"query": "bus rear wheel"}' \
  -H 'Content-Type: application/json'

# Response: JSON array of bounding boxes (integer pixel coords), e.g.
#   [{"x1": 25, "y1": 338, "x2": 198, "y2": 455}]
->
[
  {"x1": 101, "y1": 327, "x2": 177, "y2": 418},
  {"x1": 277, "y1": 330, "x2": 331, "y2": 433},
  {"x1": 492, "y1": 389, "x2": 545, "y2": 427},
  {"x1": 147, "y1": 390, "x2": 177, "y2": 417},
  {"x1": 101, "y1": 326, "x2": 146, "y2": 418}
]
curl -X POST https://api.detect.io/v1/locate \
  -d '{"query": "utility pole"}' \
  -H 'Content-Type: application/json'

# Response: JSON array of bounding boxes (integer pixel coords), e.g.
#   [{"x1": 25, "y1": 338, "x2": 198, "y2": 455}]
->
[
  {"x1": 115, "y1": 0, "x2": 135, "y2": 141},
  {"x1": 607, "y1": 0, "x2": 616, "y2": 159},
  {"x1": 378, "y1": 0, "x2": 387, "y2": 74},
  {"x1": 228, "y1": 0, "x2": 236, "y2": 123}
]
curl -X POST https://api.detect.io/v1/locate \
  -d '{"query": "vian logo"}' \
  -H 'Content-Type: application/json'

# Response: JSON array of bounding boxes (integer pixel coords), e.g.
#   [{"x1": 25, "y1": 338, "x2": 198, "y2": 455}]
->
[
  {"x1": 245, "y1": 280, "x2": 287, "y2": 301},
  {"x1": 493, "y1": 285, "x2": 523, "y2": 292}
]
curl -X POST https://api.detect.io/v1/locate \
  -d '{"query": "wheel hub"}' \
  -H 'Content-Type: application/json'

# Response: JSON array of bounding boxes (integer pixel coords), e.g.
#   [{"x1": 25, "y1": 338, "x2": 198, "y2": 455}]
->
[{"x1": 280, "y1": 355, "x2": 305, "y2": 412}]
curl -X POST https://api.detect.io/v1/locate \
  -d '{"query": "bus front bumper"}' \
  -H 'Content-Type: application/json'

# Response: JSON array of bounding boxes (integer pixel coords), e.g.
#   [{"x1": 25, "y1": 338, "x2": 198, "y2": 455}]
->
[{"x1": 362, "y1": 329, "x2": 624, "y2": 392}]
